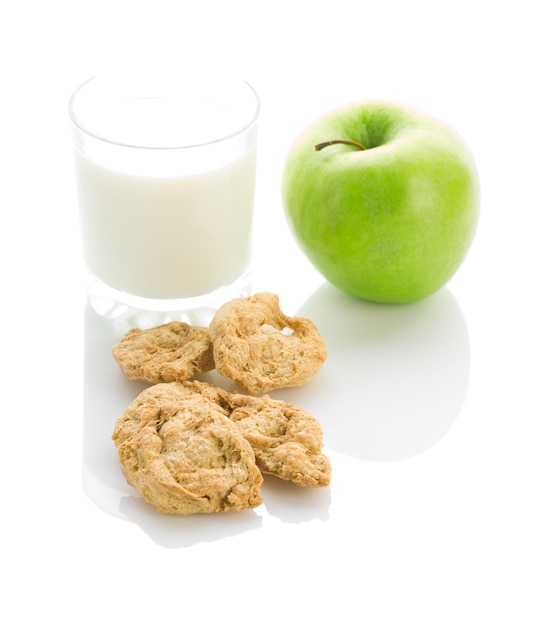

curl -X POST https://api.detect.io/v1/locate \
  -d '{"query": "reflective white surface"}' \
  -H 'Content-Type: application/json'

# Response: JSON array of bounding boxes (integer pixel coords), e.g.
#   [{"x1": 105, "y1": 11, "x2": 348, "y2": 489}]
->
[{"x1": 3, "y1": 1, "x2": 541, "y2": 624}]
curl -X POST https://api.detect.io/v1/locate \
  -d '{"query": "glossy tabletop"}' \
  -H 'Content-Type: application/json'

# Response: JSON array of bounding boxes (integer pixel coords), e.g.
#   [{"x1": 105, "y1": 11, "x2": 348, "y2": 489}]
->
[{"x1": 3, "y1": 1, "x2": 541, "y2": 624}]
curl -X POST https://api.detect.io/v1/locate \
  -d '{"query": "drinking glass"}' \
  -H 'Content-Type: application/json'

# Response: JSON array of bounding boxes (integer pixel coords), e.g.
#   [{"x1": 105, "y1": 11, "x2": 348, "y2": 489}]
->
[{"x1": 69, "y1": 72, "x2": 260, "y2": 327}]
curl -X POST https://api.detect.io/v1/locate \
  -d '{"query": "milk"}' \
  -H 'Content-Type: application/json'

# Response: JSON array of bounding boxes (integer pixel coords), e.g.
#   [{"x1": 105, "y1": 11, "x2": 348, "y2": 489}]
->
[{"x1": 74, "y1": 148, "x2": 257, "y2": 300}]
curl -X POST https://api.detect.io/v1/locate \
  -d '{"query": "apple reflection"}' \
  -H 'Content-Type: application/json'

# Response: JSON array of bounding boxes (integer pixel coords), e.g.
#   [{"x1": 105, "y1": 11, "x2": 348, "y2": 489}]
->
[{"x1": 271, "y1": 283, "x2": 470, "y2": 462}]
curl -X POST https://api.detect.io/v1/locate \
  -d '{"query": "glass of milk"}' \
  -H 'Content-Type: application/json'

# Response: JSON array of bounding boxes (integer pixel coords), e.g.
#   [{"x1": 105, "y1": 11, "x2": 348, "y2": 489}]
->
[{"x1": 69, "y1": 71, "x2": 260, "y2": 327}]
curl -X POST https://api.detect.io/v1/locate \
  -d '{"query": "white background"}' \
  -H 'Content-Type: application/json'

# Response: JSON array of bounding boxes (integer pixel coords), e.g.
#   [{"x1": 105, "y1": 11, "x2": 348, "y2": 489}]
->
[{"x1": 2, "y1": 1, "x2": 541, "y2": 624}]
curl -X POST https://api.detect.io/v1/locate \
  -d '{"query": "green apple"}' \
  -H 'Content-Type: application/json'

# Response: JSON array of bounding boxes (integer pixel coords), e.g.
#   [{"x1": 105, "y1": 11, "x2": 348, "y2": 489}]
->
[{"x1": 281, "y1": 100, "x2": 480, "y2": 303}]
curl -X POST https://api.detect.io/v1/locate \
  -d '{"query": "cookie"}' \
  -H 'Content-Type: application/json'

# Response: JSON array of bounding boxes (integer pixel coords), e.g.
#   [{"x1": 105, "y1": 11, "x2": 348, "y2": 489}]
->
[
  {"x1": 112, "y1": 383, "x2": 263, "y2": 515},
  {"x1": 188, "y1": 380, "x2": 332, "y2": 488},
  {"x1": 208, "y1": 292, "x2": 327, "y2": 395},
  {"x1": 112, "y1": 321, "x2": 215, "y2": 384}
]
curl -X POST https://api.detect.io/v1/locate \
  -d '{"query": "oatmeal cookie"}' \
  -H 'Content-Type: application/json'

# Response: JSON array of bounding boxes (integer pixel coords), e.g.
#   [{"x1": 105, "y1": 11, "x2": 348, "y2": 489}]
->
[
  {"x1": 208, "y1": 292, "x2": 327, "y2": 395},
  {"x1": 188, "y1": 380, "x2": 332, "y2": 488},
  {"x1": 112, "y1": 321, "x2": 215, "y2": 384},
  {"x1": 112, "y1": 383, "x2": 263, "y2": 515}
]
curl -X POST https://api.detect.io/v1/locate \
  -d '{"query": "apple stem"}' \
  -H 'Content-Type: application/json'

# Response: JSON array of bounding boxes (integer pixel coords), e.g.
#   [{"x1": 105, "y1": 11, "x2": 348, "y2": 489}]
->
[{"x1": 314, "y1": 138, "x2": 367, "y2": 151}]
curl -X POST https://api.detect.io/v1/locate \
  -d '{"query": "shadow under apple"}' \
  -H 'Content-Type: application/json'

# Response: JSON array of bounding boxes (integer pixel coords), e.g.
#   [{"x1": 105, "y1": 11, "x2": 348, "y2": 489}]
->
[{"x1": 271, "y1": 283, "x2": 471, "y2": 462}]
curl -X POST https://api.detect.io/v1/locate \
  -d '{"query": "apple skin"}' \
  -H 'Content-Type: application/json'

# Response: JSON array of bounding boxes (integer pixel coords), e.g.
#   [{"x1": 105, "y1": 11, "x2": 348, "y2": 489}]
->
[{"x1": 281, "y1": 100, "x2": 480, "y2": 303}]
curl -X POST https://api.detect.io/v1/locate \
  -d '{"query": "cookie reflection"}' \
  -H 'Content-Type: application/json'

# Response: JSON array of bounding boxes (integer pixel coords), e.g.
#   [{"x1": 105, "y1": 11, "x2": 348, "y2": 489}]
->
[
  {"x1": 271, "y1": 284, "x2": 470, "y2": 462},
  {"x1": 81, "y1": 302, "x2": 329, "y2": 543}
]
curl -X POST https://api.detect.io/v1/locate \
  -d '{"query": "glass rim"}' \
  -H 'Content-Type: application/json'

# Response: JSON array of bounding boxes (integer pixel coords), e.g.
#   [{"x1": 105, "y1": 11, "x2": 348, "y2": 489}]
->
[{"x1": 68, "y1": 75, "x2": 261, "y2": 151}]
